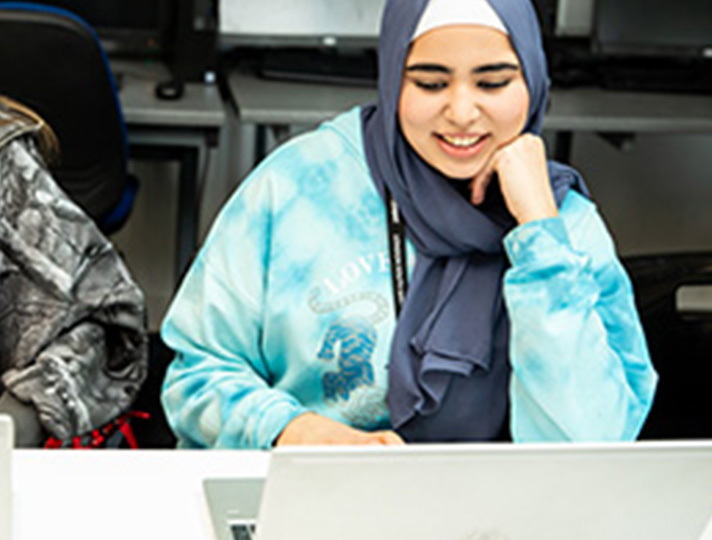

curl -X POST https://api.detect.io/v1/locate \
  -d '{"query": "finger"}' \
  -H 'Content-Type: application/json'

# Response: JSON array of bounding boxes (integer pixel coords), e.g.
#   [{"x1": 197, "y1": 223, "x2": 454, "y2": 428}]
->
[
  {"x1": 373, "y1": 431, "x2": 406, "y2": 445},
  {"x1": 470, "y1": 150, "x2": 499, "y2": 205},
  {"x1": 470, "y1": 167, "x2": 494, "y2": 205}
]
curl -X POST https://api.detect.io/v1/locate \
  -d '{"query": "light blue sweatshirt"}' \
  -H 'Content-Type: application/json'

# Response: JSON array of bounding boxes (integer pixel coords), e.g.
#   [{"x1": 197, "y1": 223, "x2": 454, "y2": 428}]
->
[{"x1": 161, "y1": 108, "x2": 658, "y2": 449}]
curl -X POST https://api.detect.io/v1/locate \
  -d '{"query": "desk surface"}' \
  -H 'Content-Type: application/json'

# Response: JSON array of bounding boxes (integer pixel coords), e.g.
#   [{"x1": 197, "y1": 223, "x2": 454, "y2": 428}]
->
[
  {"x1": 12, "y1": 448, "x2": 712, "y2": 540},
  {"x1": 12, "y1": 449, "x2": 270, "y2": 540},
  {"x1": 113, "y1": 60, "x2": 225, "y2": 130},
  {"x1": 228, "y1": 71, "x2": 712, "y2": 133}
]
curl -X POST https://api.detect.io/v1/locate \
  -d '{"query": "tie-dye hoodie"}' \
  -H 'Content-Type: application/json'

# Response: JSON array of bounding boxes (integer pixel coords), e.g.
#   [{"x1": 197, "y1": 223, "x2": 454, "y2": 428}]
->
[{"x1": 160, "y1": 107, "x2": 657, "y2": 449}]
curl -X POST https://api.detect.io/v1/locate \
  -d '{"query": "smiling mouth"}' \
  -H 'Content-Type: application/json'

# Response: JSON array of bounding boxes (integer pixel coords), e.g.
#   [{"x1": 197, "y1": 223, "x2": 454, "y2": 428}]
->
[
  {"x1": 438, "y1": 133, "x2": 488, "y2": 147},
  {"x1": 435, "y1": 133, "x2": 490, "y2": 157}
]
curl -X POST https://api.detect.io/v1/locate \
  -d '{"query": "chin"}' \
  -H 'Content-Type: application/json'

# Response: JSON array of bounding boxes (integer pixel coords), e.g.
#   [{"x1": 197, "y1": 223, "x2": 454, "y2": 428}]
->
[
  {"x1": 433, "y1": 163, "x2": 481, "y2": 181},
  {"x1": 425, "y1": 153, "x2": 487, "y2": 181},
  {"x1": 445, "y1": 170, "x2": 478, "y2": 181}
]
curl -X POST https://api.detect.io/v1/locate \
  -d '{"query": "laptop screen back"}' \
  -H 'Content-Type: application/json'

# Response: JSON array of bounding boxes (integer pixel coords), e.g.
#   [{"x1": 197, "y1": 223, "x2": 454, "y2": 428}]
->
[
  {"x1": 254, "y1": 442, "x2": 712, "y2": 540},
  {"x1": 0, "y1": 415, "x2": 13, "y2": 540}
]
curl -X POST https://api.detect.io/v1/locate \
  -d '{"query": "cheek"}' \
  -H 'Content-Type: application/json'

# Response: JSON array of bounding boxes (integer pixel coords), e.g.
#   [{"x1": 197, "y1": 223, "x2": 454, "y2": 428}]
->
[
  {"x1": 398, "y1": 85, "x2": 438, "y2": 138},
  {"x1": 490, "y1": 83, "x2": 530, "y2": 137}
]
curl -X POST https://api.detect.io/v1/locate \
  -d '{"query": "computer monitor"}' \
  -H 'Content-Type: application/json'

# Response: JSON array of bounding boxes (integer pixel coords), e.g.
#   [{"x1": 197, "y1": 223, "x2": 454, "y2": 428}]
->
[
  {"x1": 219, "y1": 0, "x2": 386, "y2": 49},
  {"x1": 594, "y1": 0, "x2": 712, "y2": 60},
  {"x1": 37, "y1": 0, "x2": 169, "y2": 57}
]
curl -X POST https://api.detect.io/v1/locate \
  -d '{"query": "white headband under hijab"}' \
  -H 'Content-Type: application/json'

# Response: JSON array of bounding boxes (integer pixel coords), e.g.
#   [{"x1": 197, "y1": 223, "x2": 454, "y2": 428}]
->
[{"x1": 412, "y1": 0, "x2": 509, "y2": 41}]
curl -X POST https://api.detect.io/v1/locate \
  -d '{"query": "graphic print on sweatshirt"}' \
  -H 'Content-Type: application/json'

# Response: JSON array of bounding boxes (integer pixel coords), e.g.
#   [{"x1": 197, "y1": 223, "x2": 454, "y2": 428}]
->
[{"x1": 308, "y1": 288, "x2": 390, "y2": 402}]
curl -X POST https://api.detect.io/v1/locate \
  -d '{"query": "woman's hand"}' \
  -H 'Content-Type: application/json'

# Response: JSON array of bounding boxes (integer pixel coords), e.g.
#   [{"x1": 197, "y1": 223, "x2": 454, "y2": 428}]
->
[
  {"x1": 274, "y1": 412, "x2": 405, "y2": 446},
  {"x1": 470, "y1": 134, "x2": 558, "y2": 225}
]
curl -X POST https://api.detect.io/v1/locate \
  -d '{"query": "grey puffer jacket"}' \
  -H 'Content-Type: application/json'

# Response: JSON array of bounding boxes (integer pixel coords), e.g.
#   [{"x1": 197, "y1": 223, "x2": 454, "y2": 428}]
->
[{"x1": 0, "y1": 106, "x2": 148, "y2": 440}]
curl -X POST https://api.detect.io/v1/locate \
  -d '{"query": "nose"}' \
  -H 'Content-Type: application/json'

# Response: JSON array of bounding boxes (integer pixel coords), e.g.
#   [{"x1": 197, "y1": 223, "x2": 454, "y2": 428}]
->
[{"x1": 443, "y1": 84, "x2": 480, "y2": 128}]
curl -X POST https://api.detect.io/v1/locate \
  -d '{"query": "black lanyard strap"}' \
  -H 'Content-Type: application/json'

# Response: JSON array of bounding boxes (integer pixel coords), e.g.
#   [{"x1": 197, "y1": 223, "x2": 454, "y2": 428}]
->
[{"x1": 385, "y1": 187, "x2": 408, "y2": 319}]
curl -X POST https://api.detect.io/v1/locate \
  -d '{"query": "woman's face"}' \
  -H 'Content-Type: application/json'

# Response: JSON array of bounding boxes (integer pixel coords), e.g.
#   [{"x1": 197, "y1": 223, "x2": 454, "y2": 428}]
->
[{"x1": 398, "y1": 25, "x2": 530, "y2": 180}]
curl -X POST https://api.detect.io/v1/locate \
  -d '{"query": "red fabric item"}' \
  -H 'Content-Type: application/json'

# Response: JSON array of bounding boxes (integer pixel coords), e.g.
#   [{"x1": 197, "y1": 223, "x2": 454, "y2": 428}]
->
[{"x1": 44, "y1": 411, "x2": 150, "y2": 449}]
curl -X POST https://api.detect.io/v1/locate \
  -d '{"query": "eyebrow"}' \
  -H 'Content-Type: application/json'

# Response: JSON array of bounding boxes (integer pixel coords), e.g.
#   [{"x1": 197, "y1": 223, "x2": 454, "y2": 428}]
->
[
  {"x1": 474, "y1": 62, "x2": 520, "y2": 74},
  {"x1": 404, "y1": 62, "x2": 520, "y2": 75}
]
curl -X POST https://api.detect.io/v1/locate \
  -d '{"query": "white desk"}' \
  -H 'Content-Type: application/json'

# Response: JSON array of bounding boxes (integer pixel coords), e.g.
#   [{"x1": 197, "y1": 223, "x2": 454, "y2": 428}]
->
[
  {"x1": 11, "y1": 448, "x2": 712, "y2": 540},
  {"x1": 12, "y1": 449, "x2": 269, "y2": 540},
  {"x1": 115, "y1": 61, "x2": 224, "y2": 131}
]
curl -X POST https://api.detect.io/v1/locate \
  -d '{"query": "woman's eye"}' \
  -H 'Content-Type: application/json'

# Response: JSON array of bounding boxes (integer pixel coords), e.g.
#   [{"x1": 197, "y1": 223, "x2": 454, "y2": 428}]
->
[
  {"x1": 478, "y1": 80, "x2": 511, "y2": 90},
  {"x1": 413, "y1": 80, "x2": 448, "y2": 91}
]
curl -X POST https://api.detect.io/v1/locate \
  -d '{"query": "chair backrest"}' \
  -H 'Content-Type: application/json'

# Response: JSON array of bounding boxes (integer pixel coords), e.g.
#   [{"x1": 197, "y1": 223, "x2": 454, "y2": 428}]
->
[{"x1": 0, "y1": 2, "x2": 129, "y2": 224}]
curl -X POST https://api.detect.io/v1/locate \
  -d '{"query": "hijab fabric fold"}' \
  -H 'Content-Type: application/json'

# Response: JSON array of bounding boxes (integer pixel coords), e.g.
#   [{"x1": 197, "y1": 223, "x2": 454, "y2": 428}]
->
[{"x1": 361, "y1": 0, "x2": 589, "y2": 441}]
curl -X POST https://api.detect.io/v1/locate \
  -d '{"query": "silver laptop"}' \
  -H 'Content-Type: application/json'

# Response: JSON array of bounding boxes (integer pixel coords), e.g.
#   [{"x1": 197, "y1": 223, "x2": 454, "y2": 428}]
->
[
  {"x1": 0, "y1": 414, "x2": 14, "y2": 540},
  {"x1": 204, "y1": 441, "x2": 712, "y2": 540}
]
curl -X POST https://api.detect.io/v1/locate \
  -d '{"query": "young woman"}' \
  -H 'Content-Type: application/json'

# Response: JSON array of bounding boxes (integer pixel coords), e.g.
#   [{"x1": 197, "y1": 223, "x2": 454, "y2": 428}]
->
[
  {"x1": 161, "y1": 0, "x2": 658, "y2": 449},
  {"x1": 0, "y1": 96, "x2": 147, "y2": 446}
]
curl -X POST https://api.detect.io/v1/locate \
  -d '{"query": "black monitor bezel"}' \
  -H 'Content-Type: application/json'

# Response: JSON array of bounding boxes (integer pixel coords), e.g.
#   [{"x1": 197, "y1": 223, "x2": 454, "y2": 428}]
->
[
  {"x1": 38, "y1": 0, "x2": 171, "y2": 58},
  {"x1": 592, "y1": 0, "x2": 712, "y2": 60}
]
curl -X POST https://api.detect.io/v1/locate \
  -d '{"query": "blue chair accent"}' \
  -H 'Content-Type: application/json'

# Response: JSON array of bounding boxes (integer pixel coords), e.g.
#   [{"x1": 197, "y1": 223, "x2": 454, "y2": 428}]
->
[{"x1": 0, "y1": 2, "x2": 137, "y2": 234}]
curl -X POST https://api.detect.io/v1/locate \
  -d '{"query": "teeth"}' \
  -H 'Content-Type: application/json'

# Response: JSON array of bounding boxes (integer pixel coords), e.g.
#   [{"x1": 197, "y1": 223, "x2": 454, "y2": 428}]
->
[{"x1": 441, "y1": 134, "x2": 484, "y2": 147}]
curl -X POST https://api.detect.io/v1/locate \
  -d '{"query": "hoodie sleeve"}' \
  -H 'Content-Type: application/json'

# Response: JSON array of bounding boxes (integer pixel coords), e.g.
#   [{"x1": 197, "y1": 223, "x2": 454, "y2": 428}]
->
[
  {"x1": 503, "y1": 191, "x2": 658, "y2": 442},
  {"x1": 160, "y1": 166, "x2": 307, "y2": 449},
  {"x1": 0, "y1": 137, "x2": 147, "y2": 441}
]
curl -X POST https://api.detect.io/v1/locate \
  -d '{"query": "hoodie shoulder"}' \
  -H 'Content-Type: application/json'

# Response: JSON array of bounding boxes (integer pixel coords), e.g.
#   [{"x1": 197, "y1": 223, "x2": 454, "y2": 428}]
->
[
  {"x1": 319, "y1": 107, "x2": 366, "y2": 156},
  {"x1": 270, "y1": 107, "x2": 365, "y2": 165},
  {"x1": 255, "y1": 107, "x2": 370, "y2": 187}
]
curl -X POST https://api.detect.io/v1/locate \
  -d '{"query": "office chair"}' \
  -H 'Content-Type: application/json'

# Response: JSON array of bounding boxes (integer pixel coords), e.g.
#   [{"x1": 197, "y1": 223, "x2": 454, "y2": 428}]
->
[
  {"x1": 623, "y1": 253, "x2": 712, "y2": 439},
  {"x1": 0, "y1": 2, "x2": 137, "y2": 234}
]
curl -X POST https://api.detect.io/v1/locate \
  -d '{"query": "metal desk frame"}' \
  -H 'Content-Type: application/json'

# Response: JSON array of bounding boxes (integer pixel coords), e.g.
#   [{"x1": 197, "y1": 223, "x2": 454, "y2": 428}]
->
[{"x1": 115, "y1": 59, "x2": 225, "y2": 282}]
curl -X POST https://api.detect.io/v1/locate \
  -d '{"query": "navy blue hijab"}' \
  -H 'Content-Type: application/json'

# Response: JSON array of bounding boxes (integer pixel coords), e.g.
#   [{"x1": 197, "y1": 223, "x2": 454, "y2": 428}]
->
[{"x1": 361, "y1": 0, "x2": 589, "y2": 441}]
